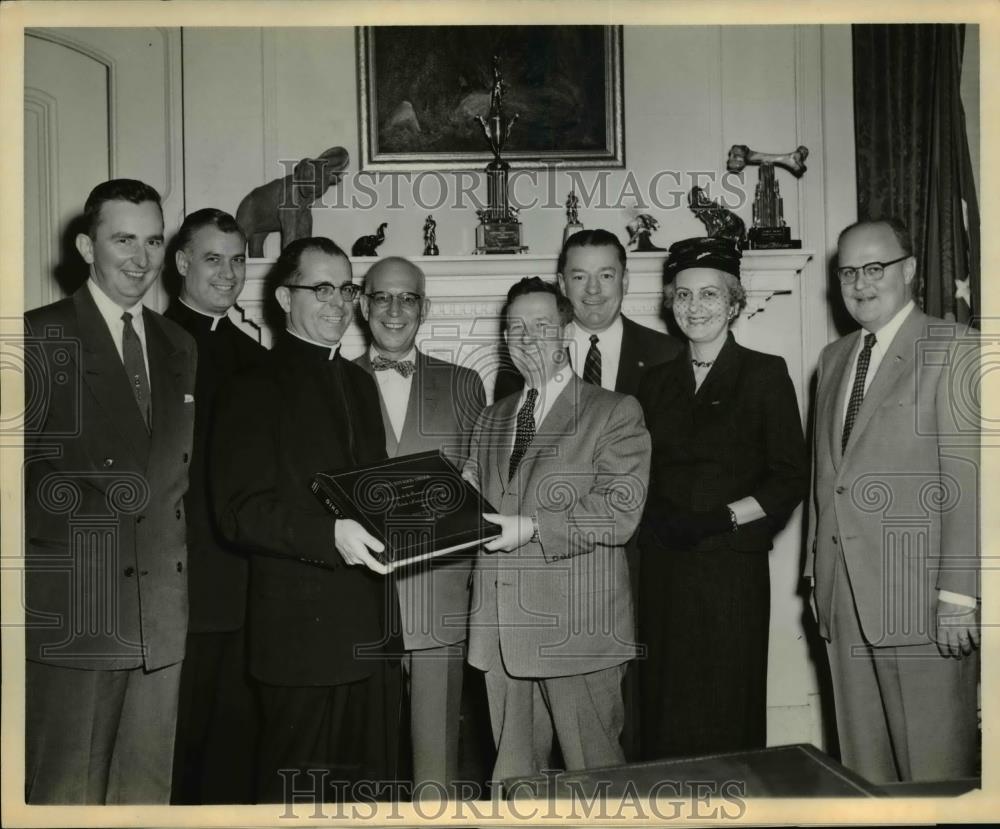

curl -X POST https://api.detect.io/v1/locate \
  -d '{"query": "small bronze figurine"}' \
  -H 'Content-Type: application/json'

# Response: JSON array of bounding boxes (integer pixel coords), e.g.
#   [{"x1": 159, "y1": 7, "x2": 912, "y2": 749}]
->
[
  {"x1": 423, "y1": 215, "x2": 439, "y2": 256},
  {"x1": 626, "y1": 214, "x2": 665, "y2": 252},
  {"x1": 352, "y1": 222, "x2": 388, "y2": 257},
  {"x1": 688, "y1": 187, "x2": 747, "y2": 246},
  {"x1": 563, "y1": 190, "x2": 583, "y2": 245}
]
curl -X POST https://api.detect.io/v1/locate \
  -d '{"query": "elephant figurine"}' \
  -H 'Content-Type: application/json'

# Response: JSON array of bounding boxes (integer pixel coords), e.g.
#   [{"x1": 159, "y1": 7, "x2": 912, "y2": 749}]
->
[
  {"x1": 352, "y1": 223, "x2": 388, "y2": 257},
  {"x1": 235, "y1": 146, "x2": 350, "y2": 257}
]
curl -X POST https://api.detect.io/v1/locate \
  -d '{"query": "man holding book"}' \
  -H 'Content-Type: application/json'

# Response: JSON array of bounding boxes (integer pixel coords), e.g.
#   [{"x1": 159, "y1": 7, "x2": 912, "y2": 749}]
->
[
  {"x1": 464, "y1": 277, "x2": 651, "y2": 785},
  {"x1": 211, "y1": 237, "x2": 401, "y2": 802},
  {"x1": 356, "y1": 256, "x2": 486, "y2": 792}
]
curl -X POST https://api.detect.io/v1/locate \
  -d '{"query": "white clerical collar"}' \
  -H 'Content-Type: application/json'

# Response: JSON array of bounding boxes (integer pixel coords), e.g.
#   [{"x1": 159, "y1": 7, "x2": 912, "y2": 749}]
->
[
  {"x1": 286, "y1": 327, "x2": 339, "y2": 359},
  {"x1": 180, "y1": 297, "x2": 227, "y2": 332},
  {"x1": 87, "y1": 277, "x2": 143, "y2": 323},
  {"x1": 369, "y1": 344, "x2": 418, "y2": 363}
]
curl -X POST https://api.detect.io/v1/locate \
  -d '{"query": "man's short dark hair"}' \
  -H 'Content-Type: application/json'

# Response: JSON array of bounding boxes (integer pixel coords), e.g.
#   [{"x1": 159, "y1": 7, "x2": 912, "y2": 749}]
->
[
  {"x1": 271, "y1": 237, "x2": 350, "y2": 286},
  {"x1": 556, "y1": 228, "x2": 627, "y2": 275},
  {"x1": 838, "y1": 217, "x2": 914, "y2": 256},
  {"x1": 173, "y1": 208, "x2": 246, "y2": 253},
  {"x1": 502, "y1": 276, "x2": 574, "y2": 327},
  {"x1": 83, "y1": 178, "x2": 162, "y2": 238}
]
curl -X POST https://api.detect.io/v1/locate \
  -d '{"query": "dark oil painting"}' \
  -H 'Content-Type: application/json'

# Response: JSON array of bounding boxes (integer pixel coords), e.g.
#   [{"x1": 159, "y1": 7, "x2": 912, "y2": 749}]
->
[{"x1": 358, "y1": 25, "x2": 624, "y2": 170}]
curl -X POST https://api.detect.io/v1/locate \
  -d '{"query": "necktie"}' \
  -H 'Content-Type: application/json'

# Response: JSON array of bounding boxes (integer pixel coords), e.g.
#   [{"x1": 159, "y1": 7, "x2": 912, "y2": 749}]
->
[
  {"x1": 372, "y1": 354, "x2": 417, "y2": 378},
  {"x1": 841, "y1": 332, "x2": 877, "y2": 452},
  {"x1": 508, "y1": 387, "x2": 538, "y2": 483},
  {"x1": 583, "y1": 334, "x2": 602, "y2": 386},
  {"x1": 121, "y1": 311, "x2": 151, "y2": 430}
]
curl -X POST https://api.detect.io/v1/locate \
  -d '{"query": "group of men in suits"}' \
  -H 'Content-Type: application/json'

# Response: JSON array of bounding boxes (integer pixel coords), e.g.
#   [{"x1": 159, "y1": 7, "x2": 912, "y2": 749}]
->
[{"x1": 23, "y1": 171, "x2": 980, "y2": 804}]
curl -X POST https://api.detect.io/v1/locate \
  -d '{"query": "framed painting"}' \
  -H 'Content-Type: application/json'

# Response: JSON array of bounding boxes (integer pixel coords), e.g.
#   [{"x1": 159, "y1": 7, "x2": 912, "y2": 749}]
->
[{"x1": 357, "y1": 25, "x2": 624, "y2": 171}]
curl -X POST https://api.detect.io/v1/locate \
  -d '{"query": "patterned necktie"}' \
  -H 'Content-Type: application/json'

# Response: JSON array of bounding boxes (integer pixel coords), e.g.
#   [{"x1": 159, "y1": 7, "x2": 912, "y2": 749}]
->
[
  {"x1": 372, "y1": 354, "x2": 416, "y2": 378},
  {"x1": 583, "y1": 334, "x2": 602, "y2": 386},
  {"x1": 841, "y1": 332, "x2": 877, "y2": 452},
  {"x1": 508, "y1": 387, "x2": 539, "y2": 483},
  {"x1": 121, "y1": 311, "x2": 151, "y2": 430}
]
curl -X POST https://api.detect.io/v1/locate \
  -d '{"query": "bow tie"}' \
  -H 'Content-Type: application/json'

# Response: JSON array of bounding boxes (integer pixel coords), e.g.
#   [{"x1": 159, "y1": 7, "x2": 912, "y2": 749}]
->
[{"x1": 372, "y1": 355, "x2": 416, "y2": 378}]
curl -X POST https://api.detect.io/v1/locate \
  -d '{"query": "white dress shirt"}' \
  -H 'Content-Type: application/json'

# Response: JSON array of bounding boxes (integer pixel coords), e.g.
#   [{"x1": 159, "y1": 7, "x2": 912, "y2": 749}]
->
[
  {"x1": 567, "y1": 316, "x2": 623, "y2": 391},
  {"x1": 87, "y1": 278, "x2": 149, "y2": 379},
  {"x1": 510, "y1": 369, "x2": 573, "y2": 451},
  {"x1": 370, "y1": 345, "x2": 416, "y2": 442}
]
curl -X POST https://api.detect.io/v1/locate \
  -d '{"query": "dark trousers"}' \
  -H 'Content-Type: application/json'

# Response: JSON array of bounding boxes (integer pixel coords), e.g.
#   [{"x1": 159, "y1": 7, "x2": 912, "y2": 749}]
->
[
  {"x1": 255, "y1": 664, "x2": 403, "y2": 804},
  {"x1": 26, "y1": 660, "x2": 181, "y2": 804},
  {"x1": 171, "y1": 629, "x2": 258, "y2": 804}
]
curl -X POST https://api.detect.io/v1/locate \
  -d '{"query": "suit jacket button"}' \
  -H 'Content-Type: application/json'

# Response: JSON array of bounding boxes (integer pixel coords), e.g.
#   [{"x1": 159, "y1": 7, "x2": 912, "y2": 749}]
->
[
  {"x1": 832, "y1": 536, "x2": 838, "y2": 543},
  {"x1": 183, "y1": 453, "x2": 189, "y2": 463},
  {"x1": 140, "y1": 570, "x2": 149, "y2": 576},
  {"x1": 835, "y1": 486, "x2": 846, "y2": 494},
  {"x1": 103, "y1": 458, "x2": 114, "y2": 467},
  {"x1": 123, "y1": 567, "x2": 135, "y2": 577},
  {"x1": 137, "y1": 515, "x2": 145, "y2": 523},
  {"x1": 177, "y1": 561, "x2": 183, "y2": 573},
  {"x1": 176, "y1": 509, "x2": 182, "y2": 519}
]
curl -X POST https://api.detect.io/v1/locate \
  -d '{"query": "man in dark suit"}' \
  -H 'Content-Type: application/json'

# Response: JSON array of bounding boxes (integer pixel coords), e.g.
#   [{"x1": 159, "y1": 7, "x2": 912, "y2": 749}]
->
[
  {"x1": 165, "y1": 209, "x2": 265, "y2": 804},
  {"x1": 493, "y1": 228, "x2": 681, "y2": 400},
  {"x1": 211, "y1": 237, "x2": 401, "y2": 803},
  {"x1": 465, "y1": 277, "x2": 650, "y2": 784},
  {"x1": 24, "y1": 179, "x2": 197, "y2": 803},
  {"x1": 356, "y1": 256, "x2": 486, "y2": 792},
  {"x1": 805, "y1": 218, "x2": 979, "y2": 783}
]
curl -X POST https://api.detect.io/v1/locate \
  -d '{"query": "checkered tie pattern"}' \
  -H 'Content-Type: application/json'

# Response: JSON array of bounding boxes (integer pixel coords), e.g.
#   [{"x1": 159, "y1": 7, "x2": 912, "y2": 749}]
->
[
  {"x1": 583, "y1": 334, "x2": 602, "y2": 386},
  {"x1": 371, "y1": 354, "x2": 416, "y2": 378},
  {"x1": 508, "y1": 387, "x2": 539, "y2": 483},
  {"x1": 841, "y1": 332, "x2": 877, "y2": 452},
  {"x1": 121, "y1": 311, "x2": 151, "y2": 430}
]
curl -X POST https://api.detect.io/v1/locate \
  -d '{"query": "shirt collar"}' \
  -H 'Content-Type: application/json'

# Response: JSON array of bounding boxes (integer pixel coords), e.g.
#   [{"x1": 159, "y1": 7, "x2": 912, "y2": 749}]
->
[
  {"x1": 87, "y1": 278, "x2": 144, "y2": 329},
  {"x1": 286, "y1": 327, "x2": 339, "y2": 360},
  {"x1": 570, "y1": 314, "x2": 623, "y2": 343},
  {"x1": 179, "y1": 297, "x2": 227, "y2": 332},
  {"x1": 862, "y1": 300, "x2": 915, "y2": 349}
]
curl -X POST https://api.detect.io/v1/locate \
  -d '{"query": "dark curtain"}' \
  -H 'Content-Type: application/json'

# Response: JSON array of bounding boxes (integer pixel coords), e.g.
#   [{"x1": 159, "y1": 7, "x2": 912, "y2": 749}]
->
[{"x1": 853, "y1": 24, "x2": 979, "y2": 322}]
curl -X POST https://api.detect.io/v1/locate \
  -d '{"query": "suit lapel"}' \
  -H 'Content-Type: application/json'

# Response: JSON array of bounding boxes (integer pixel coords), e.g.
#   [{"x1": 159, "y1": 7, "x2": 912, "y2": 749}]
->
[
  {"x1": 490, "y1": 394, "x2": 519, "y2": 494},
  {"x1": 518, "y1": 377, "x2": 578, "y2": 489},
  {"x1": 73, "y1": 289, "x2": 151, "y2": 465},
  {"x1": 144, "y1": 309, "x2": 186, "y2": 470},
  {"x1": 615, "y1": 316, "x2": 641, "y2": 393},
  {"x1": 842, "y1": 311, "x2": 923, "y2": 459},
  {"x1": 821, "y1": 336, "x2": 856, "y2": 468},
  {"x1": 398, "y1": 351, "x2": 433, "y2": 454}
]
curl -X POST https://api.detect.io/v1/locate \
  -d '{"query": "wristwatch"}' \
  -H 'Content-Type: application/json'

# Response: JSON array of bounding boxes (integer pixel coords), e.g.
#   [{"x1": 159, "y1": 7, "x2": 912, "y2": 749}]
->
[
  {"x1": 530, "y1": 515, "x2": 540, "y2": 543},
  {"x1": 727, "y1": 507, "x2": 739, "y2": 533}
]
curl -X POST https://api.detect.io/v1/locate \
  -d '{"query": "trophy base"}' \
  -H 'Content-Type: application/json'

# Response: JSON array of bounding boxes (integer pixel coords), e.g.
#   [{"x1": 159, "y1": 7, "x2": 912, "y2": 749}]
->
[
  {"x1": 475, "y1": 221, "x2": 528, "y2": 255},
  {"x1": 748, "y1": 227, "x2": 801, "y2": 250},
  {"x1": 563, "y1": 222, "x2": 584, "y2": 244}
]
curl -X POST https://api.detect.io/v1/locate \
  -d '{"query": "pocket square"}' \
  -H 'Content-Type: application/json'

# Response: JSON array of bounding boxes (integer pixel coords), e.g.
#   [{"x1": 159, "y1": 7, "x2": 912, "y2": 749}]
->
[{"x1": 184, "y1": 394, "x2": 195, "y2": 403}]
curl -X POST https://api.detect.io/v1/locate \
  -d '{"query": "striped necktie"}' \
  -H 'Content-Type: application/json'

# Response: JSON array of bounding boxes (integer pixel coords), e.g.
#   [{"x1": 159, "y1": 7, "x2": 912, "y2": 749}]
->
[
  {"x1": 841, "y1": 332, "x2": 876, "y2": 452},
  {"x1": 508, "y1": 387, "x2": 539, "y2": 482}
]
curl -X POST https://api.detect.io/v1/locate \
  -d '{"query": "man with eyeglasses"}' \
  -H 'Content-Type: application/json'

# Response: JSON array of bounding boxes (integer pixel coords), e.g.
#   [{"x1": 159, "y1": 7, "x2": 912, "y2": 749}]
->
[
  {"x1": 211, "y1": 237, "x2": 401, "y2": 801},
  {"x1": 805, "y1": 218, "x2": 979, "y2": 784},
  {"x1": 355, "y1": 256, "x2": 486, "y2": 794}
]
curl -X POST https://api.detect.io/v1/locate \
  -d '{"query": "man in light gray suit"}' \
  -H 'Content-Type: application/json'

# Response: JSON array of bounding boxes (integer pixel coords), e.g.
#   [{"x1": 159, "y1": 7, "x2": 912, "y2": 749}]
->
[
  {"x1": 357, "y1": 257, "x2": 486, "y2": 790},
  {"x1": 806, "y1": 218, "x2": 979, "y2": 784},
  {"x1": 465, "y1": 277, "x2": 650, "y2": 785}
]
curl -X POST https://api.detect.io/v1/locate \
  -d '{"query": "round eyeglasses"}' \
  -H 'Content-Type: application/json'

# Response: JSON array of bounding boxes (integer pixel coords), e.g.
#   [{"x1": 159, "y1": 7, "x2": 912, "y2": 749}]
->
[
  {"x1": 365, "y1": 291, "x2": 423, "y2": 310},
  {"x1": 836, "y1": 255, "x2": 909, "y2": 285},
  {"x1": 283, "y1": 282, "x2": 361, "y2": 302}
]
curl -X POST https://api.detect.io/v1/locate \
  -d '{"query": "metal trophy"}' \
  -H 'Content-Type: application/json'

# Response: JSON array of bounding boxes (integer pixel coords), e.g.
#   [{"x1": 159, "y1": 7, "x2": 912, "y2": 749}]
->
[
  {"x1": 473, "y1": 56, "x2": 527, "y2": 254},
  {"x1": 563, "y1": 190, "x2": 583, "y2": 244},
  {"x1": 727, "y1": 143, "x2": 808, "y2": 250}
]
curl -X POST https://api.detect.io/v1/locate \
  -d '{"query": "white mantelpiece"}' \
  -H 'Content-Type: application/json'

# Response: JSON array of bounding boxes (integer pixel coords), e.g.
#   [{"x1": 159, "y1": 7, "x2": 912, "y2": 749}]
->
[{"x1": 233, "y1": 250, "x2": 813, "y2": 375}]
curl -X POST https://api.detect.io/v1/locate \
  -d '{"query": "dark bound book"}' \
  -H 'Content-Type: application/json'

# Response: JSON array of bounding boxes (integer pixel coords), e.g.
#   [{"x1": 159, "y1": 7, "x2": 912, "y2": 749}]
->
[{"x1": 311, "y1": 449, "x2": 501, "y2": 572}]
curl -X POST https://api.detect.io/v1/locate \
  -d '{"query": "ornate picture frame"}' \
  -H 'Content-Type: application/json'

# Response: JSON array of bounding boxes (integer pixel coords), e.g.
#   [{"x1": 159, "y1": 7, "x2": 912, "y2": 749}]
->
[{"x1": 357, "y1": 25, "x2": 624, "y2": 171}]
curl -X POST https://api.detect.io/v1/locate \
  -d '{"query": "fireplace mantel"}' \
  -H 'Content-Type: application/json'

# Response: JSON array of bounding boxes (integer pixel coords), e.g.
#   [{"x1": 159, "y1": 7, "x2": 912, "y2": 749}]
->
[{"x1": 232, "y1": 250, "x2": 814, "y2": 365}]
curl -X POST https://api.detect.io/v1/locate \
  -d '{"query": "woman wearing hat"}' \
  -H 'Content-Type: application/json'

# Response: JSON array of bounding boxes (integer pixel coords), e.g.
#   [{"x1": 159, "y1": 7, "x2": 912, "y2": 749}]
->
[{"x1": 636, "y1": 236, "x2": 808, "y2": 760}]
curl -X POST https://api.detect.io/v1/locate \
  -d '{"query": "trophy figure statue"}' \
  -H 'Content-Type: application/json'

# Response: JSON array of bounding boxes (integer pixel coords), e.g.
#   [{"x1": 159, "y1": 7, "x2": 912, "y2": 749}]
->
[
  {"x1": 563, "y1": 189, "x2": 583, "y2": 244},
  {"x1": 423, "y1": 215, "x2": 439, "y2": 256},
  {"x1": 727, "y1": 143, "x2": 808, "y2": 250},
  {"x1": 473, "y1": 56, "x2": 527, "y2": 254}
]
